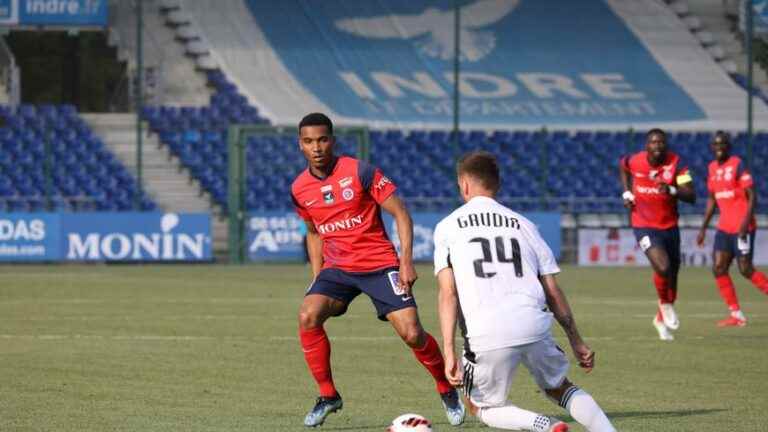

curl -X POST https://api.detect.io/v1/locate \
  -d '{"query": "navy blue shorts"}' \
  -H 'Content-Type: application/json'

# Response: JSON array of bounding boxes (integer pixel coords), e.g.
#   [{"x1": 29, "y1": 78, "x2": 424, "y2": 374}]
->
[
  {"x1": 714, "y1": 230, "x2": 756, "y2": 257},
  {"x1": 633, "y1": 227, "x2": 681, "y2": 270},
  {"x1": 307, "y1": 266, "x2": 417, "y2": 321}
]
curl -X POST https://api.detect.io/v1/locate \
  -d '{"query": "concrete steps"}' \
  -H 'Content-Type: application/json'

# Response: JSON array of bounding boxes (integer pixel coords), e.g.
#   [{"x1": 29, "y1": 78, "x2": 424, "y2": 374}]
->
[{"x1": 82, "y1": 113, "x2": 228, "y2": 254}]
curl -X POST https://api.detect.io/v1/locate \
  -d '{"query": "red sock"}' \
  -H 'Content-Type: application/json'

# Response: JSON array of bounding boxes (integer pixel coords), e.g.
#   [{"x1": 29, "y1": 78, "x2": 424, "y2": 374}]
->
[
  {"x1": 412, "y1": 333, "x2": 453, "y2": 394},
  {"x1": 749, "y1": 271, "x2": 768, "y2": 294},
  {"x1": 653, "y1": 273, "x2": 670, "y2": 303},
  {"x1": 299, "y1": 327, "x2": 337, "y2": 398},
  {"x1": 715, "y1": 275, "x2": 740, "y2": 311}
]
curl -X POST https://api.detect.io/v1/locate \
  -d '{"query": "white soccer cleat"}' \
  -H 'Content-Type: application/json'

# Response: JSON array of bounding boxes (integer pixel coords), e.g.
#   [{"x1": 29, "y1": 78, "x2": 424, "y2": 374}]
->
[
  {"x1": 659, "y1": 302, "x2": 679, "y2": 330},
  {"x1": 653, "y1": 316, "x2": 674, "y2": 341}
]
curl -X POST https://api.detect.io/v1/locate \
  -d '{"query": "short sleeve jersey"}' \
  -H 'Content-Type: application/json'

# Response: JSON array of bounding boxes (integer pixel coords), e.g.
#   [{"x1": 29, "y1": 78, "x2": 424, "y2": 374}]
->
[
  {"x1": 433, "y1": 196, "x2": 560, "y2": 352},
  {"x1": 621, "y1": 151, "x2": 692, "y2": 230},
  {"x1": 291, "y1": 156, "x2": 400, "y2": 272},
  {"x1": 707, "y1": 155, "x2": 756, "y2": 234}
]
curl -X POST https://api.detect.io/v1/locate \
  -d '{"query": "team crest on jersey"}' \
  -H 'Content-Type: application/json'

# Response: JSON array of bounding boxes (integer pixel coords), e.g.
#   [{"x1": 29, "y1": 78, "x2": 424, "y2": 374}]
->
[
  {"x1": 375, "y1": 176, "x2": 392, "y2": 191},
  {"x1": 342, "y1": 188, "x2": 354, "y2": 201},
  {"x1": 321, "y1": 185, "x2": 335, "y2": 204},
  {"x1": 338, "y1": 176, "x2": 353, "y2": 188},
  {"x1": 724, "y1": 166, "x2": 733, "y2": 181},
  {"x1": 662, "y1": 166, "x2": 673, "y2": 181}
]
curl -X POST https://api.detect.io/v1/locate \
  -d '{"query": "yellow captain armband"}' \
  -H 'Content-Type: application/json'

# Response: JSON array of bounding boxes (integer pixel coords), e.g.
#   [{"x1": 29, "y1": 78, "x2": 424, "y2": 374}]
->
[{"x1": 676, "y1": 172, "x2": 692, "y2": 184}]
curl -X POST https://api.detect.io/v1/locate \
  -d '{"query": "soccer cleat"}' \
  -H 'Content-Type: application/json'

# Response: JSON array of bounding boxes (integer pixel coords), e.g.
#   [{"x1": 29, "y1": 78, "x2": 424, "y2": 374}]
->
[
  {"x1": 717, "y1": 316, "x2": 747, "y2": 327},
  {"x1": 659, "y1": 302, "x2": 679, "y2": 330},
  {"x1": 439, "y1": 389, "x2": 466, "y2": 426},
  {"x1": 547, "y1": 419, "x2": 570, "y2": 432},
  {"x1": 652, "y1": 316, "x2": 674, "y2": 341},
  {"x1": 303, "y1": 394, "x2": 343, "y2": 427}
]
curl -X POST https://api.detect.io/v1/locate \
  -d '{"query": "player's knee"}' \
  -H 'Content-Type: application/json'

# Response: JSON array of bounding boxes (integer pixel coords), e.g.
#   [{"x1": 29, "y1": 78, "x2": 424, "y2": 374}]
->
[
  {"x1": 738, "y1": 262, "x2": 754, "y2": 278},
  {"x1": 398, "y1": 325, "x2": 424, "y2": 348},
  {"x1": 712, "y1": 263, "x2": 729, "y2": 276},
  {"x1": 656, "y1": 265, "x2": 672, "y2": 279},
  {"x1": 544, "y1": 379, "x2": 573, "y2": 403},
  {"x1": 298, "y1": 308, "x2": 322, "y2": 330}
]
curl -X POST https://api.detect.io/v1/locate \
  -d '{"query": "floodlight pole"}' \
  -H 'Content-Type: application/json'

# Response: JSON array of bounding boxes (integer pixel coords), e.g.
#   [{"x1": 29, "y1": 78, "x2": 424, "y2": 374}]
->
[
  {"x1": 746, "y1": 0, "x2": 754, "y2": 169},
  {"x1": 452, "y1": 0, "x2": 460, "y2": 161},
  {"x1": 135, "y1": 0, "x2": 144, "y2": 209}
]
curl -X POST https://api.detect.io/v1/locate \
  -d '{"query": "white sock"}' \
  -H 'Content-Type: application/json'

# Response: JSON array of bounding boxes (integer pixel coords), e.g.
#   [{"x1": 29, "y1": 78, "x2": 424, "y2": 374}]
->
[
  {"x1": 562, "y1": 388, "x2": 616, "y2": 432},
  {"x1": 731, "y1": 309, "x2": 747, "y2": 321},
  {"x1": 479, "y1": 404, "x2": 552, "y2": 431}
]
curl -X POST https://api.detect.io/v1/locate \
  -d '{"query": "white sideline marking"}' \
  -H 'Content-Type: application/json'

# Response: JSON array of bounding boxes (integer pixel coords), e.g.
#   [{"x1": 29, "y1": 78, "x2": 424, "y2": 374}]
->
[
  {"x1": 1, "y1": 334, "x2": 746, "y2": 343},
  {"x1": 0, "y1": 298, "x2": 298, "y2": 305}
]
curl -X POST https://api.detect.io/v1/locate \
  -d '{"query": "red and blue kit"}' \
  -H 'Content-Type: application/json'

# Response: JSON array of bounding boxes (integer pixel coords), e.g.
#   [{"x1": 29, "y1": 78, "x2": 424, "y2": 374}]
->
[
  {"x1": 707, "y1": 156, "x2": 755, "y2": 234},
  {"x1": 621, "y1": 151, "x2": 692, "y2": 230},
  {"x1": 291, "y1": 156, "x2": 399, "y2": 272},
  {"x1": 708, "y1": 155, "x2": 757, "y2": 257}
]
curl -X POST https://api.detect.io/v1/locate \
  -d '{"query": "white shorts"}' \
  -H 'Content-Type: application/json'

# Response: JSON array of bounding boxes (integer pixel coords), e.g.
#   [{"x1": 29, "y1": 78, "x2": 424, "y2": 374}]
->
[{"x1": 462, "y1": 336, "x2": 569, "y2": 408}]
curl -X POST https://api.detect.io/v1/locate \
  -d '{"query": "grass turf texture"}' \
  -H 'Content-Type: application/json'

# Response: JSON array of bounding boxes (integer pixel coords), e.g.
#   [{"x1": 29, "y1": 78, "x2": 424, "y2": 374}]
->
[{"x1": 1, "y1": 264, "x2": 766, "y2": 431}]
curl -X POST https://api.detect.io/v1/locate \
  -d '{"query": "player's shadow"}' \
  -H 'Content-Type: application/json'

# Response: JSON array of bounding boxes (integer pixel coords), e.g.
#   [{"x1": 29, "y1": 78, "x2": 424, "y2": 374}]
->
[
  {"x1": 322, "y1": 424, "x2": 390, "y2": 431},
  {"x1": 562, "y1": 408, "x2": 726, "y2": 422},
  {"x1": 321, "y1": 409, "x2": 726, "y2": 430}
]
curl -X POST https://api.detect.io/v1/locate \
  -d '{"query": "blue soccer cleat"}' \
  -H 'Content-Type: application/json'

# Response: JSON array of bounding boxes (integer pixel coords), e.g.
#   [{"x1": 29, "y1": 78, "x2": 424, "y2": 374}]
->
[
  {"x1": 440, "y1": 389, "x2": 466, "y2": 426},
  {"x1": 304, "y1": 394, "x2": 343, "y2": 427}
]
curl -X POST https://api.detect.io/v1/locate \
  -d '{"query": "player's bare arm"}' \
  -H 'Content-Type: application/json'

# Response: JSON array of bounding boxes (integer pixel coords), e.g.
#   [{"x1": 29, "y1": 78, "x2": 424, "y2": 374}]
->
[
  {"x1": 740, "y1": 186, "x2": 756, "y2": 238},
  {"x1": 697, "y1": 191, "x2": 717, "y2": 246},
  {"x1": 619, "y1": 160, "x2": 635, "y2": 209},
  {"x1": 657, "y1": 177, "x2": 696, "y2": 204},
  {"x1": 304, "y1": 220, "x2": 324, "y2": 277},
  {"x1": 436, "y1": 268, "x2": 462, "y2": 387},
  {"x1": 540, "y1": 274, "x2": 595, "y2": 372},
  {"x1": 380, "y1": 194, "x2": 418, "y2": 294}
]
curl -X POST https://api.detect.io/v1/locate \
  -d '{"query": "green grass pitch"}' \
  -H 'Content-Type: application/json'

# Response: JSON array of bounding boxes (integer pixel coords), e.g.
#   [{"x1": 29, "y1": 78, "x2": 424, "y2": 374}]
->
[{"x1": 1, "y1": 264, "x2": 767, "y2": 431}]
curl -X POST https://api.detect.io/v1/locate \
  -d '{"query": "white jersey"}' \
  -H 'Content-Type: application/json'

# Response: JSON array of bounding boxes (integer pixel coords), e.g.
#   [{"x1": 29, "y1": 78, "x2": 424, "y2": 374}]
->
[{"x1": 433, "y1": 196, "x2": 560, "y2": 353}]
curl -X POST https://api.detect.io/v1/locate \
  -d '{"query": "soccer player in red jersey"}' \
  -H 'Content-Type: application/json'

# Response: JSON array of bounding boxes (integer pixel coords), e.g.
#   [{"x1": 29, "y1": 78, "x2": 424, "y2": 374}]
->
[
  {"x1": 696, "y1": 131, "x2": 768, "y2": 327},
  {"x1": 291, "y1": 113, "x2": 465, "y2": 427},
  {"x1": 619, "y1": 128, "x2": 696, "y2": 341}
]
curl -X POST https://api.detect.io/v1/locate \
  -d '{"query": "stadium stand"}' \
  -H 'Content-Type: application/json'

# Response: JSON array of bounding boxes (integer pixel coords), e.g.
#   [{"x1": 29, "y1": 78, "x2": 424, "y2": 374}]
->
[
  {"x1": 0, "y1": 104, "x2": 156, "y2": 212},
  {"x1": 138, "y1": 0, "x2": 766, "y2": 217},
  {"x1": 108, "y1": 0, "x2": 212, "y2": 106},
  {"x1": 181, "y1": 0, "x2": 768, "y2": 130}
]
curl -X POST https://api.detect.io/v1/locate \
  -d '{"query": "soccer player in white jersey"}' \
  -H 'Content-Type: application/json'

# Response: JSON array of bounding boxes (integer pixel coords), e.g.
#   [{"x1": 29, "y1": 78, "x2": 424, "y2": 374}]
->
[{"x1": 434, "y1": 151, "x2": 616, "y2": 432}]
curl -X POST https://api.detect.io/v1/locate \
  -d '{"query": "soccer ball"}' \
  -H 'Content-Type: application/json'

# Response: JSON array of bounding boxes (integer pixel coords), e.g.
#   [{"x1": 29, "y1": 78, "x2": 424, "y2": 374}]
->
[{"x1": 386, "y1": 413, "x2": 432, "y2": 432}]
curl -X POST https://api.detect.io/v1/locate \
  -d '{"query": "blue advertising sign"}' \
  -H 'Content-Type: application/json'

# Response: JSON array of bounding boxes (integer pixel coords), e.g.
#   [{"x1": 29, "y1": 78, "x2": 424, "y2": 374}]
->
[
  {"x1": 384, "y1": 211, "x2": 561, "y2": 262},
  {"x1": 0, "y1": 0, "x2": 18, "y2": 24},
  {"x1": 740, "y1": 0, "x2": 768, "y2": 35},
  {"x1": 0, "y1": 213, "x2": 60, "y2": 261},
  {"x1": 247, "y1": 211, "x2": 306, "y2": 261},
  {"x1": 247, "y1": 0, "x2": 704, "y2": 125},
  {"x1": 13, "y1": 0, "x2": 107, "y2": 26},
  {"x1": 61, "y1": 213, "x2": 212, "y2": 261}
]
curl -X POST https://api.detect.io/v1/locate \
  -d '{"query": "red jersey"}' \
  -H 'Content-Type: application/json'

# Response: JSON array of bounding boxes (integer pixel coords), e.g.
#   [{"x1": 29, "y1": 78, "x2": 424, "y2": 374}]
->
[
  {"x1": 291, "y1": 156, "x2": 400, "y2": 272},
  {"x1": 621, "y1": 151, "x2": 692, "y2": 229},
  {"x1": 707, "y1": 155, "x2": 756, "y2": 234}
]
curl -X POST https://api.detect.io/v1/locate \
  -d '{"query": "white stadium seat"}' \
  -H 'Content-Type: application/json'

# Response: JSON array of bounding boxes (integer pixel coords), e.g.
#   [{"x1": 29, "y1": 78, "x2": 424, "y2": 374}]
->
[
  {"x1": 707, "y1": 45, "x2": 726, "y2": 61},
  {"x1": 669, "y1": 1, "x2": 689, "y2": 16},
  {"x1": 718, "y1": 59, "x2": 738, "y2": 74},
  {"x1": 159, "y1": 0, "x2": 183, "y2": 11},
  {"x1": 166, "y1": 10, "x2": 191, "y2": 26},
  {"x1": 696, "y1": 31, "x2": 715, "y2": 46},
  {"x1": 176, "y1": 24, "x2": 198, "y2": 40},
  {"x1": 185, "y1": 40, "x2": 210, "y2": 55},
  {"x1": 683, "y1": 16, "x2": 701, "y2": 31},
  {"x1": 196, "y1": 55, "x2": 219, "y2": 70}
]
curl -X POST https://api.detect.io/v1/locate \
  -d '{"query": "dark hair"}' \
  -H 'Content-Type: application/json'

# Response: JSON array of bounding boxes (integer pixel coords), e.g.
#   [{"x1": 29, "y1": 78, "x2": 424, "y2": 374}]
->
[
  {"x1": 646, "y1": 128, "x2": 666, "y2": 140},
  {"x1": 299, "y1": 112, "x2": 333, "y2": 135},
  {"x1": 713, "y1": 130, "x2": 731, "y2": 145},
  {"x1": 457, "y1": 151, "x2": 500, "y2": 193}
]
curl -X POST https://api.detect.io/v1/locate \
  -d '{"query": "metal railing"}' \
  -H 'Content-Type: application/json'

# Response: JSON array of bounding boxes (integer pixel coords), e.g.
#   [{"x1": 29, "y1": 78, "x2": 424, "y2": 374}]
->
[{"x1": 0, "y1": 35, "x2": 20, "y2": 107}]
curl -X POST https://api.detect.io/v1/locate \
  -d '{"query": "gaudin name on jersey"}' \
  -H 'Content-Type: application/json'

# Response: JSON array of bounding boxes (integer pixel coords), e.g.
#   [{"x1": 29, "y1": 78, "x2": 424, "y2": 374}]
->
[{"x1": 456, "y1": 212, "x2": 520, "y2": 230}]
